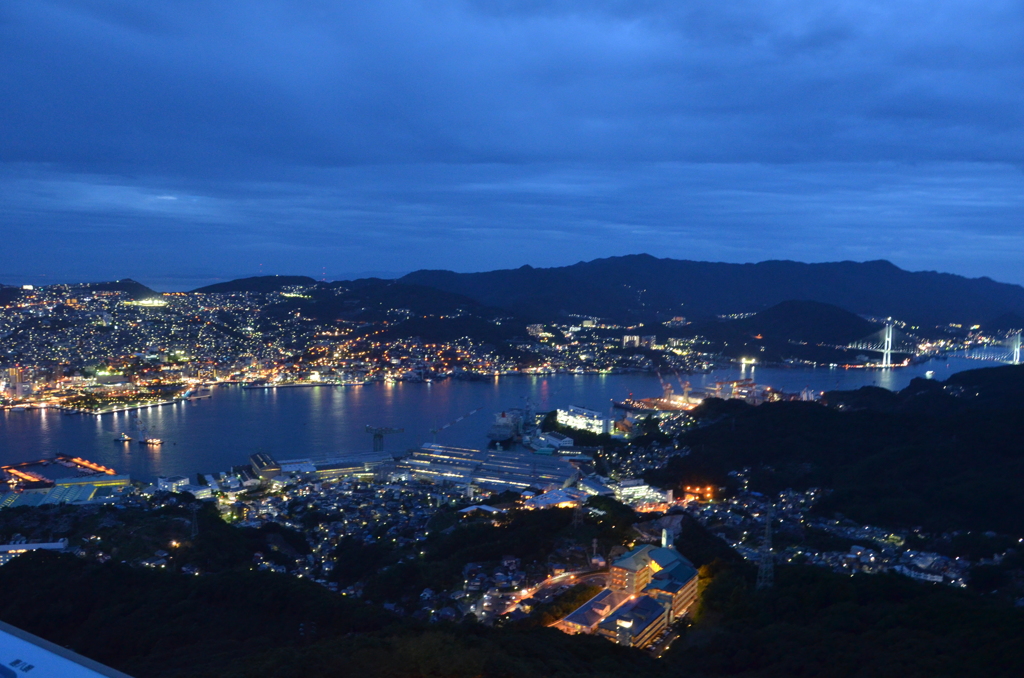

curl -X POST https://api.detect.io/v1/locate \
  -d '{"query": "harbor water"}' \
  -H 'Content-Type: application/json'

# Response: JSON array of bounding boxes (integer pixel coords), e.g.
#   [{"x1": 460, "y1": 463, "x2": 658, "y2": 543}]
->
[{"x1": 0, "y1": 356, "x2": 1002, "y2": 480}]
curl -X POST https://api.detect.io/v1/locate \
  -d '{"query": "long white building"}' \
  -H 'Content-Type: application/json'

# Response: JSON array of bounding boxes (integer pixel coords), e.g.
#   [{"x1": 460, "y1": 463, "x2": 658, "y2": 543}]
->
[{"x1": 397, "y1": 444, "x2": 579, "y2": 491}]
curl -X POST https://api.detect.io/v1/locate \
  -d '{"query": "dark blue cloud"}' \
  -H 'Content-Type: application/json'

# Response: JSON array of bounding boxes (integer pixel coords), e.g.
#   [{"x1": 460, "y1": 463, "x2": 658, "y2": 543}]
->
[{"x1": 1, "y1": 1, "x2": 1022, "y2": 288}]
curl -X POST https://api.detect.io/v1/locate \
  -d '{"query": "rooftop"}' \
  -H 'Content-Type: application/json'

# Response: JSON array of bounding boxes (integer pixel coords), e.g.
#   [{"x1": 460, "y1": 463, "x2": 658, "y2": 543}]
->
[
  {"x1": 561, "y1": 588, "x2": 631, "y2": 630},
  {"x1": 0, "y1": 619, "x2": 135, "y2": 678},
  {"x1": 597, "y1": 595, "x2": 666, "y2": 638}
]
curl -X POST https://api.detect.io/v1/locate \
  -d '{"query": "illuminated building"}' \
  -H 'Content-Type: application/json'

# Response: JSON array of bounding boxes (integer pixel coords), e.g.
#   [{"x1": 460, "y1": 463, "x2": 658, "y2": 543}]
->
[
  {"x1": 57, "y1": 475, "x2": 130, "y2": 489},
  {"x1": 250, "y1": 453, "x2": 282, "y2": 481},
  {"x1": 4, "y1": 367, "x2": 23, "y2": 394},
  {"x1": 612, "y1": 479, "x2": 670, "y2": 507},
  {"x1": 556, "y1": 405, "x2": 609, "y2": 434},
  {"x1": 558, "y1": 588, "x2": 631, "y2": 635},
  {"x1": 398, "y1": 444, "x2": 579, "y2": 491},
  {"x1": 156, "y1": 476, "x2": 190, "y2": 493},
  {"x1": 179, "y1": 484, "x2": 213, "y2": 500},
  {"x1": 523, "y1": 487, "x2": 587, "y2": 509},
  {"x1": 605, "y1": 537, "x2": 699, "y2": 641},
  {"x1": 578, "y1": 477, "x2": 614, "y2": 497},
  {"x1": 595, "y1": 595, "x2": 668, "y2": 649}
]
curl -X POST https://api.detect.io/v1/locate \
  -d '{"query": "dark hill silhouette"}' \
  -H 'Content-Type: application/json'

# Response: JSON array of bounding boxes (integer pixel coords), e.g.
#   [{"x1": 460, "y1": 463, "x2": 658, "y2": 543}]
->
[
  {"x1": 193, "y1": 275, "x2": 317, "y2": 293},
  {"x1": 269, "y1": 280, "x2": 497, "y2": 324},
  {"x1": 824, "y1": 364, "x2": 1024, "y2": 415},
  {"x1": 401, "y1": 255, "x2": 1024, "y2": 326},
  {"x1": 0, "y1": 284, "x2": 22, "y2": 306},
  {"x1": 650, "y1": 364, "x2": 1024, "y2": 534},
  {"x1": 374, "y1": 315, "x2": 525, "y2": 345},
  {"x1": 80, "y1": 279, "x2": 158, "y2": 299},
  {"x1": 682, "y1": 300, "x2": 881, "y2": 363},
  {"x1": 714, "y1": 300, "x2": 878, "y2": 345},
  {"x1": 987, "y1": 312, "x2": 1024, "y2": 332}
]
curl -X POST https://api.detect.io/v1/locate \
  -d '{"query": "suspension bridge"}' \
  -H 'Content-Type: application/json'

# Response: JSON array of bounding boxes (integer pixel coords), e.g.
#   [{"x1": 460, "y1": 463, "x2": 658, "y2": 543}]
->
[
  {"x1": 848, "y1": 322, "x2": 1022, "y2": 367},
  {"x1": 846, "y1": 323, "x2": 919, "y2": 367},
  {"x1": 951, "y1": 331, "x2": 1022, "y2": 364}
]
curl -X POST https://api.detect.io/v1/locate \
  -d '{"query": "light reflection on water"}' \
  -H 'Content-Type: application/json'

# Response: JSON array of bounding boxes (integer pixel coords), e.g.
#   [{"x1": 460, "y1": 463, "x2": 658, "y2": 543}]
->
[{"x1": 0, "y1": 355, "x2": 1003, "y2": 481}]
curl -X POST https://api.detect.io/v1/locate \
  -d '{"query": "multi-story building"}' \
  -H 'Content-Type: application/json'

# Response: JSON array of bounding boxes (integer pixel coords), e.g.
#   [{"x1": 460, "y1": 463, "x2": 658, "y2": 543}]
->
[
  {"x1": 603, "y1": 538, "x2": 699, "y2": 647},
  {"x1": 612, "y1": 479, "x2": 671, "y2": 507},
  {"x1": 595, "y1": 595, "x2": 669, "y2": 649},
  {"x1": 556, "y1": 405, "x2": 609, "y2": 435},
  {"x1": 156, "y1": 476, "x2": 190, "y2": 493}
]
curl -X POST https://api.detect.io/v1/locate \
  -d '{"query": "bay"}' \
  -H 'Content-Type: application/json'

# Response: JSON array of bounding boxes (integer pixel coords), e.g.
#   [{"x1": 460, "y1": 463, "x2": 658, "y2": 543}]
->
[{"x1": 0, "y1": 356, "x2": 1002, "y2": 481}]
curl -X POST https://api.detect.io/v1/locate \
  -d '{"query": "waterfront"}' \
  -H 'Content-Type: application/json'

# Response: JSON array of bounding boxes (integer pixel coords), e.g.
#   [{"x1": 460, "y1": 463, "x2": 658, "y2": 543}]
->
[{"x1": 0, "y1": 357, "x2": 1002, "y2": 480}]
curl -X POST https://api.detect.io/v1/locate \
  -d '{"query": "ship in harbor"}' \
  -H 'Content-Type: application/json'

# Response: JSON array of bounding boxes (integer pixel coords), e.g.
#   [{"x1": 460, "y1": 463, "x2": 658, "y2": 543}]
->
[
  {"x1": 114, "y1": 432, "x2": 132, "y2": 442},
  {"x1": 241, "y1": 380, "x2": 269, "y2": 389},
  {"x1": 613, "y1": 382, "x2": 700, "y2": 412},
  {"x1": 487, "y1": 408, "x2": 530, "y2": 446},
  {"x1": 132, "y1": 418, "x2": 163, "y2": 446},
  {"x1": 184, "y1": 386, "x2": 213, "y2": 400},
  {"x1": 613, "y1": 379, "x2": 812, "y2": 411}
]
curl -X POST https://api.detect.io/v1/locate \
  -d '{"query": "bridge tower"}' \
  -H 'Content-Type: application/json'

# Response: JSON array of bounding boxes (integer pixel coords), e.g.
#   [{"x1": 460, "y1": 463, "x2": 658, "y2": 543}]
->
[
  {"x1": 1013, "y1": 332, "x2": 1022, "y2": 365},
  {"x1": 882, "y1": 323, "x2": 894, "y2": 368},
  {"x1": 756, "y1": 505, "x2": 774, "y2": 590}
]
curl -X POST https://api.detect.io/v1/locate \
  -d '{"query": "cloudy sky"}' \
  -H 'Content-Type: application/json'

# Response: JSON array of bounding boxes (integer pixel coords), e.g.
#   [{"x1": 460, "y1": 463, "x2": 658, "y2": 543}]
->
[{"x1": 2, "y1": 1, "x2": 1022, "y2": 290}]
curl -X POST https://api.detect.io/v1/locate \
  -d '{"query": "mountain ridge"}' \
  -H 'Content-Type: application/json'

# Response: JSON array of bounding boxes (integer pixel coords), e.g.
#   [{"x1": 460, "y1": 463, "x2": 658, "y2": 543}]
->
[
  {"x1": 401, "y1": 255, "x2": 1024, "y2": 326},
  {"x1": 11, "y1": 256, "x2": 1024, "y2": 328}
]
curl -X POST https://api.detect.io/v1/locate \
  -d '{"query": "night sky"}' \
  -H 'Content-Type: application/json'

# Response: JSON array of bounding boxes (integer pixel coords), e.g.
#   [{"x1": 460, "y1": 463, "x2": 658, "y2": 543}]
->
[{"x1": 2, "y1": 2, "x2": 1022, "y2": 290}]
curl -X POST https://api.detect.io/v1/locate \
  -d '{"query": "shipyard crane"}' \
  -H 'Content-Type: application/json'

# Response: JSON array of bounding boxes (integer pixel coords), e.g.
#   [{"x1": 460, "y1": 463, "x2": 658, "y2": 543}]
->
[
  {"x1": 365, "y1": 425, "x2": 403, "y2": 453},
  {"x1": 670, "y1": 369, "x2": 694, "y2": 403},
  {"x1": 654, "y1": 370, "x2": 673, "y2": 398},
  {"x1": 130, "y1": 414, "x2": 149, "y2": 444},
  {"x1": 429, "y1": 407, "x2": 482, "y2": 443}
]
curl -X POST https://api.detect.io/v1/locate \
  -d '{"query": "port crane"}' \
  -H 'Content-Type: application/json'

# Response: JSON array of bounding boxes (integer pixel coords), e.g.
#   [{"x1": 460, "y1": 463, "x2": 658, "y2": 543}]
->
[
  {"x1": 130, "y1": 414, "x2": 162, "y2": 446},
  {"x1": 365, "y1": 425, "x2": 403, "y2": 453},
  {"x1": 429, "y1": 407, "x2": 482, "y2": 443},
  {"x1": 670, "y1": 369, "x2": 693, "y2": 402}
]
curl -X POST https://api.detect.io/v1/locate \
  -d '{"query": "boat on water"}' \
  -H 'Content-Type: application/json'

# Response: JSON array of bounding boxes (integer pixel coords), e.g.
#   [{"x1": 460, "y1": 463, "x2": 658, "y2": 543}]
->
[
  {"x1": 115, "y1": 432, "x2": 132, "y2": 442},
  {"x1": 139, "y1": 438, "x2": 163, "y2": 446},
  {"x1": 184, "y1": 387, "x2": 213, "y2": 400},
  {"x1": 241, "y1": 380, "x2": 270, "y2": 389}
]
